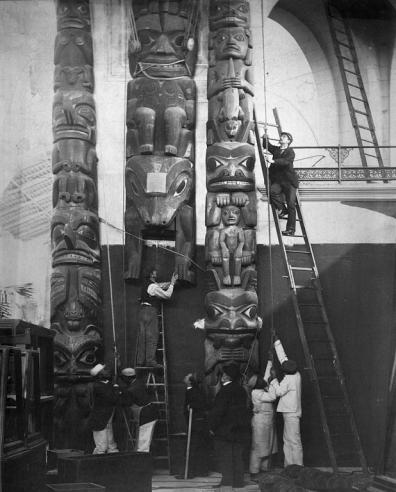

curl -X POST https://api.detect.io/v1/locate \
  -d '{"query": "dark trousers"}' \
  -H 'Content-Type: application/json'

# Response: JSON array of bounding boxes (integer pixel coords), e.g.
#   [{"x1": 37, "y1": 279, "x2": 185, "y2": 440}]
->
[
  {"x1": 188, "y1": 420, "x2": 210, "y2": 477},
  {"x1": 214, "y1": 439, "x2": 244, "y2": 488},
  {"x1": 270, "y1": 181, "x2": 297, "y2": 232},
  {"x1": 136, "y1": 305, "x2": 158, "y2": 366}
]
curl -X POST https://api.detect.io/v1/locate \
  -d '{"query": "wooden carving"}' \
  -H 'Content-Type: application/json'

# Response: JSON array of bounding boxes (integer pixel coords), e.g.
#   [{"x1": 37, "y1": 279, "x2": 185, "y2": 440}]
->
[
  {"x1": 51, "y1": 0, "x2": 101, "y2": 448},
  {"x1": 205, "y1": 0, "x2": 258, "y2": 388},
  {"x1": 125, "y1": 0, "x2": 198, "y2": 282}
]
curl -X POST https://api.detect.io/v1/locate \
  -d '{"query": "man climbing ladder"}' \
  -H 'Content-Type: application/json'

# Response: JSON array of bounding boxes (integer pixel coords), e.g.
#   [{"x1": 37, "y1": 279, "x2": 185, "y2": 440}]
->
[{"x1": 262, "y1": 131, "x2": 298, "y2": 236}]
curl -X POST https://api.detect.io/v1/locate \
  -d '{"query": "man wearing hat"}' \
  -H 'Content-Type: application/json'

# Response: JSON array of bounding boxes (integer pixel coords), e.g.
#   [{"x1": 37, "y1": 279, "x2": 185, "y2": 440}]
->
[
  {"x1": 262, "y1": 131, "x2": 298, "y2": 236},
  {"x1": 270, "y1": 346, "x2": 303, "y2": 467},
  {"x1": 208, "y1": 363, "x2": 251, "y2": 490},
  {"x1": 118, "y1": 367, "x2": 158, "y2": 452},
  {"x1": 88, "y1": 364, "x2": 120, "y2": 454}
]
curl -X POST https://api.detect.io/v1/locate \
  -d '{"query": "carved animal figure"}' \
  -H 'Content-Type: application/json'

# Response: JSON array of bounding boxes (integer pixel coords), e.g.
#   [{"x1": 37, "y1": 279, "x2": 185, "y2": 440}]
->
[
  {"x1": 125, "y1": 155, "x2": 194, "y2": 282},
  {"x1": 209, "y1": 0, "x2": 250, "y2": 30}
]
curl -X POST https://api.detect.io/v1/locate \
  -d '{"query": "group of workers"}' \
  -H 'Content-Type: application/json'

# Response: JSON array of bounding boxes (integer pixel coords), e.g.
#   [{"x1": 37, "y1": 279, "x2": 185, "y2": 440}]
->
[
  {"x1": 87, "y1": 336, "x2": 303, "y2": 490},
  {"x1": 180, "y1": 338, "x2": 303, "y2": 489}
]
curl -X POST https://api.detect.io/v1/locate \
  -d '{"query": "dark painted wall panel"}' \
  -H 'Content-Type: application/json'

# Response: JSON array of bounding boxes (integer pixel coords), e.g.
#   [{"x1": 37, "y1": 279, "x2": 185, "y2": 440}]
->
[{"x1": 101, "y1": 243, "x2": 395, "y2": 467}]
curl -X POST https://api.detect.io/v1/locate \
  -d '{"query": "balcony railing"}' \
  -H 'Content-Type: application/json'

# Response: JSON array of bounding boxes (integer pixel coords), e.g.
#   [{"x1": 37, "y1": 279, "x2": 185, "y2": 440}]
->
[{"x1": 268, "y1": 146, "x2": 396, "y2": 182}]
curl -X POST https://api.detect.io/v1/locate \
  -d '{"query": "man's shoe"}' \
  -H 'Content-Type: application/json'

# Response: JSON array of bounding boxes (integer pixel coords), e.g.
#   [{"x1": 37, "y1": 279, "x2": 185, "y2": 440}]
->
[
  {"x1": 282, "y1": 229, "x2": 295, "y2": 236},
  {"x1": 175, "y1": 474, "x2": 195, "y2": 480},
  {"x1": 278, "y1": 209, "x2": 289, "y2": 219}
]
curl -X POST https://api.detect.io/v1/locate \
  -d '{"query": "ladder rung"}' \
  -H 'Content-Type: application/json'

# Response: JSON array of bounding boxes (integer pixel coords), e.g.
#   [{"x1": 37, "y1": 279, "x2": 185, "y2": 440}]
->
[
  {"x1": 147, "y1": 382, "x2": 165, "y2": 386},
  {"x1": 153, "y1": 455, "x2": 170, "y2": 459},
  {"x1": 151, "y1": 401, "x2": 165, "y2": 404},
  {"x1": 295, "y1": 285, "x2": 315, "y2": 290},
  {"x1": 364, "y1": 153, "x2": 378, "y2": 159},
  {"x1": 356, "y1": 124, "x2": 372, "y2": 130},
  {"x1": 360, "y1": 138, "x2": 373, "y2": 143},
  {"x1": 354, "y1": 109, "x2": 368, "y2": 116},
  {"x1": 285, "y1": 234, "x2": 305, "y2": 238},
  {"x1": 350, "y1": 95, "x2": 365, "y2": 102},
  {"x1": 338, "y1": 41, "x2": 352, "y2": 49},
  {"x1": 291, "y1": 266, "x2": 312, "y2": 271},
  {"x1": 347, "y1": 82, "x2": 361, "y2": 89},
  {"x1": 340, "y1": 55, "x2": 354, "y2": 63},
  {"x1": 285, "y1": 249, "x2": 310, "y2": 254},
  {"x1": 344, "y1": 68, "x2": 358, "y2": 75}
]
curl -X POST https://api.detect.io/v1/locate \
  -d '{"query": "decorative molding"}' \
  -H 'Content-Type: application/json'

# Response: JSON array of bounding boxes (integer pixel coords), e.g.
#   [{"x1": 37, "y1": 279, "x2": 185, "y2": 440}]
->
[{"x1": 258, "y1": 185, "x2": 396, "y2": 201}]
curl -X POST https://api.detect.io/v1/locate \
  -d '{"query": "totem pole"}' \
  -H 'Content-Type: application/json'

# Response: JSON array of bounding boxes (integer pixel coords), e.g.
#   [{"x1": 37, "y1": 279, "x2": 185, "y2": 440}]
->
[
  {"x1": 124, "y1": 0, "x2": 199, "y2": 283},
  {"x1": 51, "y1": 0, "x2": 102, "y2": 449},
  {"x1": 204, "y1": 0, "x2": 260, "y2": 390}
]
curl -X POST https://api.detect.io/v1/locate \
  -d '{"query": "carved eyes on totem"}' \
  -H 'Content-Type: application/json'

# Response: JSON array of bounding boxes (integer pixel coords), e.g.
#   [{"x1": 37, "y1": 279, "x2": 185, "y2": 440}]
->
[
  {"x1": 54, "y1": 347, "x2": 99, "y2": 369},
  {"x1": 173, "y1": 176, "x2": 189, "y2": 197},
  {"x1": 207, "y1": 304, "x2": 257, "y2": 320},
  {"x1": 76, "y1": 105, "x2": 95, "y2": 124},
  {"x1": 76, "y1": 226, "x2": 97, "y2": 249},
  {"x1": 206, "y1": 157, "x2": 254, "y2": 172}
]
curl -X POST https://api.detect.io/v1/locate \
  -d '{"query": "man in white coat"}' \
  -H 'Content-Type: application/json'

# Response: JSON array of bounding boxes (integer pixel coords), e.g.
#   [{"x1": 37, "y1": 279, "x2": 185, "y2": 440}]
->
[{"x1": 270, "y1": 343, "x2": 303, "y2": 467}]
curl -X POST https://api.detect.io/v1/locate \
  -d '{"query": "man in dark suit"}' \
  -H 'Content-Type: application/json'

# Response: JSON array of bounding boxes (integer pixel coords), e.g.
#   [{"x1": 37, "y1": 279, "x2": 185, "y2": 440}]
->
[
  {"x1": 263, "y1": 132, "x2": 298, "y2": 236},
  {"x1": 177, "y1": 373, "x2": 210, "y2": 479},
  {"x1": 118, "y1": 367, "x2": 158, "y2": 452},
  {"x1": 88, "y1": 364, "x2": 120, "y2": 454},
  {"x1": 208, "y1": 363, "x2": 251, "y2": 489}
]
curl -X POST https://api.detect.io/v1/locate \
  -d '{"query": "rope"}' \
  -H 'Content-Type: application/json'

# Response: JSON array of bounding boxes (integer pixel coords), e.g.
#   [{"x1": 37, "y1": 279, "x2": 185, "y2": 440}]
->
[
  {"x1": 101, "y1": 182, "x2": 119, "y2": 376},
  {"x1": 133, "y1": 60, "x2": 192, "y2": 80},
  {"x1": 99, "y1": 216, "x2": 205, "y2": 272},
  {"x1": 260, "y1": 0, "x2": 276, "y2": 342}
]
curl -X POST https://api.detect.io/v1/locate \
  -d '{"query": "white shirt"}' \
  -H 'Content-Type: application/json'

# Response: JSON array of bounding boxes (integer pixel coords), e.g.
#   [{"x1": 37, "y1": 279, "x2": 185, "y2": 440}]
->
[
  {"x1": 147, "y1": 282, "x2": 175, "y2": 300},
  {"x1": 251, "y1": 386, "x2": 276, "y2": 414},
  {"x1": 270, "y1": 372, "x2": 302, "y2": 416}
]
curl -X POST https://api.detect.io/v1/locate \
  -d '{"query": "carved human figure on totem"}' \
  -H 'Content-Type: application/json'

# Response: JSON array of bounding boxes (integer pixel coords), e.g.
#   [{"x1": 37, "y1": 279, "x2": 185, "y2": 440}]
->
[
  {"x1": 51, "y1": 208, "x2": 100, "y2": 266},
  {"x1": 126, "y1": 78, "x2": 195, "y2": 157},
  {"x1": 125, "y1": 155, "x2": 195, "y2": 282},
  {"x1": 209, "y1": 0, "x2": 250, "y2": 30},
  {"x1": 219, "y1": 206, "x2": 244, "y2": 286},
  {"x1": 53, "y1": 169, "x2": 97, "y2": 210},
  {"x1": 52, "y1": 138, "x2": 97, "y2": 179},
  {"x1": 129, "y1": 0, "x2": 198, "y2": 79}
]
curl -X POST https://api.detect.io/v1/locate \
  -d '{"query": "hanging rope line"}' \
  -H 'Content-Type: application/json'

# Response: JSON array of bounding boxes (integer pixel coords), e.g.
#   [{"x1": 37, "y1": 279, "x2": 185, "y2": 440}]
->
[
  {"x1": 99, "y1": 217, "x2": 205, "y2": 272},
  {"x1": 101, "y1": 182, "x2": 119, "y2": 375},
  {"x1": 260, "y1": 0, "x2": 276, "y2": 346}
]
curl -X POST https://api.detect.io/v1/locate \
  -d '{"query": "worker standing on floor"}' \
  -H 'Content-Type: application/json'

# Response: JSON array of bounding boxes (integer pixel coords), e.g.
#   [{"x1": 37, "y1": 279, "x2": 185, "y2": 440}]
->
[{"x1": 270, "y1": 337, "x2": 303, "y2": 466}]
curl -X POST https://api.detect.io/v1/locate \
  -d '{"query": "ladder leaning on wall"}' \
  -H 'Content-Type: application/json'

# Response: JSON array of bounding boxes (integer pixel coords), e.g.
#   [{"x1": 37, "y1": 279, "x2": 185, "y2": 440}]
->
[
  {"x1": 325, "y1": 0, "x2": 383, "y2": 170},
  {"x1": 254, "y1": 107, "x2": 368, "y2": 472}
]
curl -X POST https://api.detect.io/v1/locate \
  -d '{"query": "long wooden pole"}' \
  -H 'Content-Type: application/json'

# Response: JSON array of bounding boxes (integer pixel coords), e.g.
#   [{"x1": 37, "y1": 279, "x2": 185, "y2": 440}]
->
[{"x1": 184, "y1": 407, "x2": 193, "y2": 480}]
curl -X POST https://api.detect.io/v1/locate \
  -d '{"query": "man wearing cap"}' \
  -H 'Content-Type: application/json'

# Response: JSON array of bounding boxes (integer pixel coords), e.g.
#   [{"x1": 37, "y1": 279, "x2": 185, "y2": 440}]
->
[
  {"x1": 88, "y1": 364, "x2": 119, "y2": 454},
  {"x1": 118, "y1": 367, "x2": 158, "y2": 452},
  {"x1": 208, "y1": 363, "x2": 251, "y2": 489},
  {"x1": 262, "y1": 131, "x2": 298, "y2": 236},
  {"x1": 137, "y1": 268, "x2": 178, "y2": 368},
  {"x1": 270, "y1": 358, "x2": 303, "y2": 467}
]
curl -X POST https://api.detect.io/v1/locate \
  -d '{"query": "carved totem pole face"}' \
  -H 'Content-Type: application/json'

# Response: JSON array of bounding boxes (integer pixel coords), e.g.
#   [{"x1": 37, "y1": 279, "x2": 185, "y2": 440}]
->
[
  {"x1": 209, "y1": 0, "x2": 250, "y2": 30},
  {"x1": 206, "y1": 142, "x2": 255, "y2": 192},
  {"x1": 51, "y1": 207, "x2": 100, "y2": 266},
  {"x1": 126, "y1": 155, "x2": 193, "y2": 227},
  {"x1": 211, "y1": 27, "x2": 250, "y2": 60},
  {"x1": 205, "y1": 287, "x2": 259, "y2": 348},
  {"x1": 53, "y1": 90, "x2": 96, "y2": 143},
  {"x1": 57, "y1": 0, "x2": 91, "y2": 30},
  {"x1": 129, "y1": 1, "x2": 198, "y2": 78},
  {"x1": 51, "y1": 266, "x2": 101, "y2": 334}
]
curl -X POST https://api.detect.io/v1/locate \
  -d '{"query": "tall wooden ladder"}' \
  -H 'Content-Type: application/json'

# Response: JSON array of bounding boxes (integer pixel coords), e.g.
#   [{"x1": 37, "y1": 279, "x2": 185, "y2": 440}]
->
[
  {"x1": 145, "y1": 303, "x2": 171, "y2": 471},
  {"x1": 254, "y1": 109, "x2": 368, "y2": 472},
  {"x1": 326, "y1": 0, "x2": 383, "y2": 169}
]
